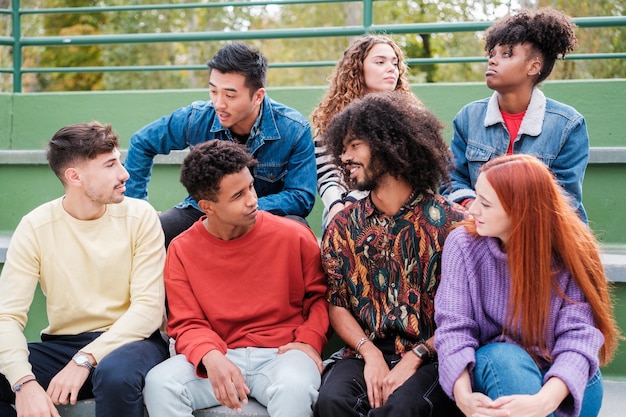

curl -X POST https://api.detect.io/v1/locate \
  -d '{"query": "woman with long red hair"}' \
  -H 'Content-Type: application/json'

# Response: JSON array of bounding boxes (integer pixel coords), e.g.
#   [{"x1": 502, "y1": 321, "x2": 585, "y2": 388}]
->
[{"x1": 434, "y1": 154, "x2": 621, "y2": 417}]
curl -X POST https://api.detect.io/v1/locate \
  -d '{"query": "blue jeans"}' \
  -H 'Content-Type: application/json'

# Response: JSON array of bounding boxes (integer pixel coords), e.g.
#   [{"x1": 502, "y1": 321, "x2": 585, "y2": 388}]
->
[
  {"x1": 0, "y1": 331, "x2": 168, "y2": 417},
  {"x1": 144, "y1": 348, "x2": 320, "y2": 417},
  {"x1": 473, "y1": 343, "x2": 603, "y2": 417}
]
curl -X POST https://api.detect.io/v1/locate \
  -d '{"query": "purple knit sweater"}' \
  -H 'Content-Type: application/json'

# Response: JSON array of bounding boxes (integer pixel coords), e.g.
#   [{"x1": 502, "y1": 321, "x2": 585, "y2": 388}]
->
[{"x1": 434, "y1": 226, "x2": 604, "y2": 417}]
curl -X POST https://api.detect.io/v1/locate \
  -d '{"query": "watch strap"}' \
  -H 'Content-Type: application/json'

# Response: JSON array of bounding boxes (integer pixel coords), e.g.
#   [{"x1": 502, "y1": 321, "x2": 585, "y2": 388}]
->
[{"x1": 412, "y1": 344, "x2": 431, "y2": 363}]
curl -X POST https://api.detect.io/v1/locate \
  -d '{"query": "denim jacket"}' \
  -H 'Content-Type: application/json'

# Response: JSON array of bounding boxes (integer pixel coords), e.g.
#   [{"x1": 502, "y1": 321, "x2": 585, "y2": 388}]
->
[
  {"x1": 447, "y1": 88, "x2": 589, "y2": 222},
  {"x1": 124, "y1": 95, "x2": 316, "y2": 217}
]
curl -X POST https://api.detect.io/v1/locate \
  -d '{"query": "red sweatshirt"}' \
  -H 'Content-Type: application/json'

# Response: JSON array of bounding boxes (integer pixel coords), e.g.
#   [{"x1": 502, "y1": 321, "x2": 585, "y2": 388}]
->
[{"x1": 165, "y1": 211, "x2": 329, "y2": 376}]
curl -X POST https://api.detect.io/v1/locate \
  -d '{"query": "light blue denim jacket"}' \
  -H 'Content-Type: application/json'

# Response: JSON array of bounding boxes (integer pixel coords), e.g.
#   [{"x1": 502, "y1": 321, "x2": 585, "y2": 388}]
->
[
  {"x1": 447, "y1": 88, "x2": 589, "y2": 222},
  {"x1": 124, "y1": 95, "x2": 316, "y2": 217}
]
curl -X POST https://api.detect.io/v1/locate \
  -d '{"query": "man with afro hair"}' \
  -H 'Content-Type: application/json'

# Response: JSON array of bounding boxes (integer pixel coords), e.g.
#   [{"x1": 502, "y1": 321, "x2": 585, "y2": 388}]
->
[{"x1": 315, "y1": 91, "x2": 467, "y2": 417}]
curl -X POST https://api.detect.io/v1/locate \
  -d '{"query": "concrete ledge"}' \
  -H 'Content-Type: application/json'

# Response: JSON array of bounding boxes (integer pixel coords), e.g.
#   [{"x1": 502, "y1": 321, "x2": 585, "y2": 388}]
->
[
  {"x1": 55, "y1": 398, "x2": 269, "y2": 417},
  {"x1": 0, "y1": 234, "x2": 9, "y2": 265},
  {"x1": 45, "y1": 379, "x2": 626, "y2": 417},
  {"x1": 0, "y1": 149, "x2": 189, "y2": 165},
  {"x1": 601, "y1": 245, "x2": 626, "y2": 283},
  {"x1": 1, "y1": 147, "x2": 625, "y2": 165}
]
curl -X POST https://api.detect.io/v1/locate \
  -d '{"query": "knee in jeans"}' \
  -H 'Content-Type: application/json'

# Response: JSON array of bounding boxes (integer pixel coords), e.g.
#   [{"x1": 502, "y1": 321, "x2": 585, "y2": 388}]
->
[
  {"x1": 274, "y1": 372, "x2": 319, "y2": 397},
  {"x1": 475, "y1": 343, "x2": 526, "y2": 371},
  {"x1": 93, "y1": 358, "x2": 142, "y2": 395},
  {"x1": 143, "y1": 362, "x2": 173, "y2": 396}
]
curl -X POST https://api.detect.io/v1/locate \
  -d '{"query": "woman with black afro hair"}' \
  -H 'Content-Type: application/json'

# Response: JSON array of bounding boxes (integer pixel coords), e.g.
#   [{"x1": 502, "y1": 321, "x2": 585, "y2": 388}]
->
[{"x1": 446, "y1": 8, "x2": 590, "y2": 223}]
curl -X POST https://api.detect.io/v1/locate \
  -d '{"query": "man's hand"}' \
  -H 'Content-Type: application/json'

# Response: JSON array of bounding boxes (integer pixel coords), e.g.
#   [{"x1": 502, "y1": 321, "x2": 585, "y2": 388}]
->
[
  {"x1": 202, "y1": 350, "x2": 250, "y2": 412},
  {"x1": 380, "y1": 352, "x2": 421, "y2": 404},
  {"x1": 278, "y1": 342, "x2": 323, "y2": 373},
  {"x1": 14, "y1": 378, "x2": 61, "y2": 417},
  {"x1": 46, "y1": 360, "x2": 91, "y2": 406},
  {"x1": 359, "y1": 343, "x2": 389, "y2": 409}
]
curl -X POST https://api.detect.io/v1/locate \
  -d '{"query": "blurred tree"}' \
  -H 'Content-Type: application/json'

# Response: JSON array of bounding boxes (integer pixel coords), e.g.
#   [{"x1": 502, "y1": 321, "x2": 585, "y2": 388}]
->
[
  {"x1": 37, "y1": 0, "x2": 106, "y2": 91},
  {"x1": 0, "y1": 0, "x2": 12, "y2": 91},
  {"x1": 535, "y1": 0, "x2": 625, "y2": 80},
  {"x1": 3, "y1": 0, "x2": 624, "y2": 92}
]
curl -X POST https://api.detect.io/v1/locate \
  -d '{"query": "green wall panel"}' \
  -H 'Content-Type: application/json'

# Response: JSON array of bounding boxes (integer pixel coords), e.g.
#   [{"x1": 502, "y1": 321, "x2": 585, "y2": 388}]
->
[
  {"x1": 9, "y1": 90, "x2": 209, "y2": 149},
  {"x1": 3, "y1": 79, "x2": 624, "y2": 150},
  {"x1": 601, "y1": 282, "x2": 626, "y2": 379},
  {"x1": 0, "y1": 94, "x2": 10, "y2": 149},
  {"x1": 583, "y1": 164, "x2": 626, "y2": 244}
]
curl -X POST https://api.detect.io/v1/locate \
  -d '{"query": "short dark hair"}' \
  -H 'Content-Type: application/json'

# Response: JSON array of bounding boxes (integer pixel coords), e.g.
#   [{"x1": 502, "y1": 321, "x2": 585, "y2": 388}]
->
[
  {"x1": 485, "y1": 8, "x2": 578, "y2": 85},
  {"x1": 207, "y1": 42, "x2": 268, "y2": 91},
  {"x1": 323, "y1": 91, "x2": 451, "y2": 192},
  {"x1": 180, "y1": 140, "x2": 257, "y2": 202},
  {"x1": 47, "y1": 121, "x2": 119, "y2": 183}
]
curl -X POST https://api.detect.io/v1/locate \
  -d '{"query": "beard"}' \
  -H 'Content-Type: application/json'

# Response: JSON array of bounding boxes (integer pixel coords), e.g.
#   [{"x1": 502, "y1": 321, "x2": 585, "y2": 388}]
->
[{"x1": 350, "y1": 160, "x2": 385, "y2": 191}]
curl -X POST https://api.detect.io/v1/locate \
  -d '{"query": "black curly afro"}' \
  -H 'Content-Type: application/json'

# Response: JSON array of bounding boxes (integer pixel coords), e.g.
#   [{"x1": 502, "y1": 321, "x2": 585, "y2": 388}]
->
[
  {"x1": 180, "y1": 140, "x2": 257, "y2": 203},
  {"x1": 485, "y1": 7, "x2": 578, "y2": 84},
  {"x1": 322, "y1": 90, "x2": 451, "y2": 193}
]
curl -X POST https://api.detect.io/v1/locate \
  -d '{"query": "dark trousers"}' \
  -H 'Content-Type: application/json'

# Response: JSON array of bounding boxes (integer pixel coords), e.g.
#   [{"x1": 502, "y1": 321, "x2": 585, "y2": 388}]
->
[
  {"x1": 0, "y1": 330, "x2": 168, "y2": 417},
  {"x1": 314, "y1": 355, "x2": 463, "y2": 417},
  {"x1": 159, "y1": 206, "x2": 204, "y2": 248},
  {"x1": 160, "y1": 206, "x2": 310, "y2": 248}
]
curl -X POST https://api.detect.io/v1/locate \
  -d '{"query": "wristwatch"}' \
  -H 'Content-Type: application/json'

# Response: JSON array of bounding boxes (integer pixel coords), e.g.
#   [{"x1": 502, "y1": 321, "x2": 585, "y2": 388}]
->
[
  {"x1": 72, "y1": 353, "x2": 94, "y2": 371},
  {"x1": 412, "y1": 344, "x2": 431, "y2": 363}
]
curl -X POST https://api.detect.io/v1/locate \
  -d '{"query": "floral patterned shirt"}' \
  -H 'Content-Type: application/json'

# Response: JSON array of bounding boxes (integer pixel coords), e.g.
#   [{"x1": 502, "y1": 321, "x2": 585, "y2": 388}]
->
[{"x1": 321, "y1": 190, "x2": 467, "y2": 356}]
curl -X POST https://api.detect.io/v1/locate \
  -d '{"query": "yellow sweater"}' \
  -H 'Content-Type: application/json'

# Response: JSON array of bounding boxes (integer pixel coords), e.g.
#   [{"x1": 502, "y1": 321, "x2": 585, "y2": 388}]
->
[{"x1": 0, "y1": 197, "x2": 165, "y2": 386}]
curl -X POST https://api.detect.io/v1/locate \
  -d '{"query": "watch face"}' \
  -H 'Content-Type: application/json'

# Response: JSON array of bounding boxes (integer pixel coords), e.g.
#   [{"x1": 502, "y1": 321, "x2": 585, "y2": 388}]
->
[
  {"x1": 73, "y1": 354, "x2": 92, "y2": 368},
  {"x1": 74, "y1": 354, "x2": 88, "y2": 364},
  {"x1": 413, "y1": 345, "x2": 429, "y2": 359}
]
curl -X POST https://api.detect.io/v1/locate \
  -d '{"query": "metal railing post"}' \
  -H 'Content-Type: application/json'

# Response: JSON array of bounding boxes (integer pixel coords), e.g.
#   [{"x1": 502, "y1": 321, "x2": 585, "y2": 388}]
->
[
  {"x1": 363, "y1": 0, "x2": 373, "y2": 30},
  {"x1": 11, "y1": 0, "x2": 22, "y2": 93}
]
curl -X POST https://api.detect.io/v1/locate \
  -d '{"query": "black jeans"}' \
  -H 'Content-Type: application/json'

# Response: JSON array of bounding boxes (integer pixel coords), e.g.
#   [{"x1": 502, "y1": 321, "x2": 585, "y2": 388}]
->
[
  {"x1": 159, "y1": 206, "x2": 204, "y2": 248},
  {"x1": 314, "y1": 354, "x2": 462, "y2": 417},
  {"x1": 159, "y1": 206, "x2": 310, "y2": 248},
  {"x1": 0, "y1": 331, "x2": 168, "y2": 417}
]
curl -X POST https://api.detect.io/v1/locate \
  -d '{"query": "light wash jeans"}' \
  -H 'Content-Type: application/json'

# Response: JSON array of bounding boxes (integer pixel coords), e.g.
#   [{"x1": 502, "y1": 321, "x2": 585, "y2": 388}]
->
[
  {"x1": 473, "y1": 343, "x2": 603, "y2": 417},
  {"x1": 143, "y1": 348, "x2": 320, "y2": 417}
]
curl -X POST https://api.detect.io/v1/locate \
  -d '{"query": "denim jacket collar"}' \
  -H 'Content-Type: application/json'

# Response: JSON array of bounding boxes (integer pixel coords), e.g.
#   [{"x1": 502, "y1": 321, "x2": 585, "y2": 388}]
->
[
  {"x1": 484, "y1": 87, "x2": 546, "y2": 137},
  {"x1": 208, "y1": 95, "x2": 281, "y2": 154}
]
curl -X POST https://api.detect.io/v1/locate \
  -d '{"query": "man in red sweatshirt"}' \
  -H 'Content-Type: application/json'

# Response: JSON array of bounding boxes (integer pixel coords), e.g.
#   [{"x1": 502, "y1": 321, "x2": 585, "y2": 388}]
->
[{"x1": 143, "y1": 140, "x2": 329, "y2": 417}]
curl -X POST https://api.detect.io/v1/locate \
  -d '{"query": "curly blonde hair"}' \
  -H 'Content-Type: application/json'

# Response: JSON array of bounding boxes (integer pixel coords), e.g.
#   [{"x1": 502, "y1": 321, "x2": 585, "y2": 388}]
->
[{"x1": 310, "y1": 35, "x2": 419, "y2": 137}]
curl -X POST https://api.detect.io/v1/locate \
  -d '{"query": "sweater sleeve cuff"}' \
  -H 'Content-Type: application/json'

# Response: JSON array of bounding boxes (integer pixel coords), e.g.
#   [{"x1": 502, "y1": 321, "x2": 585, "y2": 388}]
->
[{"x1": 295, "y1": 329, "x2": 328, "y2": 356}]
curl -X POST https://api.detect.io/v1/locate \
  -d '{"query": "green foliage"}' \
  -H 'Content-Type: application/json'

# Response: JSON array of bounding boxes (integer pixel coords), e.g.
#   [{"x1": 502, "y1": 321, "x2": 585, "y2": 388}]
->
[
  {"x1": 2, "y1": 0, "x2": 625, "y2": 92},
  {"x1": 37, "y1": 0, "x2": 106, "y2": 91},
  {"x1": 537, "y1": 0, "x2": 626, "y2": 80}
]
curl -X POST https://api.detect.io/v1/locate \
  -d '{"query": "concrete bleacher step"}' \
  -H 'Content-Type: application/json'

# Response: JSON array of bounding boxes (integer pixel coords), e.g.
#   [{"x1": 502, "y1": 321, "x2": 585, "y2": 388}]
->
[
  {"x1": 56, "y1": 398, "x2": 269, "y2": 417},
  {"x1": 50, "y1": 379, "x2": 626, "y2": 416}
]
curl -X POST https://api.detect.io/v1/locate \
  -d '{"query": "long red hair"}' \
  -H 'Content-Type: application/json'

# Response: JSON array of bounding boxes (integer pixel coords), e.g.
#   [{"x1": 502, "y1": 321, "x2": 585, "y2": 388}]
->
[{"x1": 465, "y1": 154, "x2": 620, "y2": 365}]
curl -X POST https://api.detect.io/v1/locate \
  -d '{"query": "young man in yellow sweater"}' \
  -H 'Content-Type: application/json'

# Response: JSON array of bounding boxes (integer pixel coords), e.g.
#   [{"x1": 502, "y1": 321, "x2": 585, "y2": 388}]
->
[{"x1": 0, "y1": 122, "x2": 168, "y2": 417}]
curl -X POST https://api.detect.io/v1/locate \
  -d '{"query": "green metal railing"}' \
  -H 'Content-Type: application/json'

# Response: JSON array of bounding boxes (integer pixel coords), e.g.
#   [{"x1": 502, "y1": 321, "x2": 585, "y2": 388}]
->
[{"x1": 1, "y1": 0, "x2": 626, "y2": 92}]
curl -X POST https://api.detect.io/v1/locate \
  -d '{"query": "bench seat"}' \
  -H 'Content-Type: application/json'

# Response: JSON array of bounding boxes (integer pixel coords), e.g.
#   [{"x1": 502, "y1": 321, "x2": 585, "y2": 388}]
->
[{"x1": 55, "y1": 398, "x2": 269, "y2": 417}]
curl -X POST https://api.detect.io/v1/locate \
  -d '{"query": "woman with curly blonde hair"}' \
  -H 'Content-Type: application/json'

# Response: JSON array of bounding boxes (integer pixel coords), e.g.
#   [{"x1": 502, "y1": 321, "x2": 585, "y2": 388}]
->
[{"x1": 311, "y1": 35, "x2": 421, "y2": 229}]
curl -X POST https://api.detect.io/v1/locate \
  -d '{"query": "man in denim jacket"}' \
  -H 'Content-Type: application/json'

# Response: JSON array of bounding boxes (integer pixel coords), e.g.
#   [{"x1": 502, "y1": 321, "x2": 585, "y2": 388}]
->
[{"x1": 125, "y1": 43, "x2": 316, "y2": 246}]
